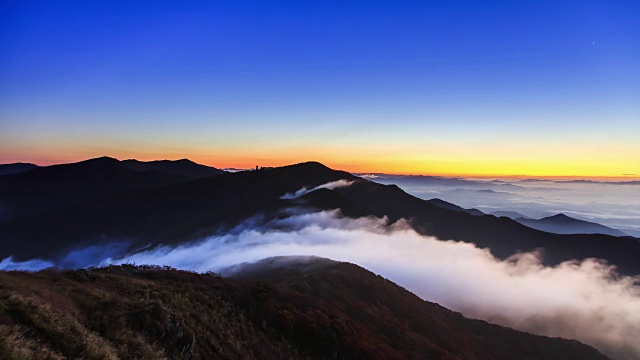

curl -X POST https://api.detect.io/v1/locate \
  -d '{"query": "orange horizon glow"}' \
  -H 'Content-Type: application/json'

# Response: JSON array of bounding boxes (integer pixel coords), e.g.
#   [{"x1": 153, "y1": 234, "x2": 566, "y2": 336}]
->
[{"x1": 2, "y1": 150, "x2": 639, "y2": 181}]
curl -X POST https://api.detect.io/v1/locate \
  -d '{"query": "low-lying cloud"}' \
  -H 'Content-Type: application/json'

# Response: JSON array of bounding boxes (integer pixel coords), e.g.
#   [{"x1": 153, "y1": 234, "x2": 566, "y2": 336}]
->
[
  {"x1": 93, "y1": 210, "x2": 640, "y2": 360},
  {"x1": 2, "y1": 210, "x2": 638, "y2": 359},
  {"x1": 280, "y1": 179, "x2": 354, "y2": 199},
  {"x1": 0, "y1": 256, "x2": 54, "y2": 271}
]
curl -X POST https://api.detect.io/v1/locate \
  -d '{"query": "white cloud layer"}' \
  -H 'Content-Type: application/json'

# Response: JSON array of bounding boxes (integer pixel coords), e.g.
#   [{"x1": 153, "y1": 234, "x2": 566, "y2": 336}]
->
[
  {"x1": 280, "y1": 179, "x2": 354, "y2": 199},
  {"x1": 2, "y1": 209, "x2": 638, "y2": 359},
  {"x1": 98, "y1": 210, "x2": 640, "y2": 360},
  {"x1": 373, "y1": 175, "x2": 640, "y2": 233},
  {"x1": 0, "y1": 256, "x2": 54, "y2": 271}
]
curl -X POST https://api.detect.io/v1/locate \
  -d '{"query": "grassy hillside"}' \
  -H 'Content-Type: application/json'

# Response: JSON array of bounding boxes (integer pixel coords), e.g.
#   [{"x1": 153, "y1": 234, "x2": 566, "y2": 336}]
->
[{"x1": 0, "y1": 259, "x2": 609, "y2": 360}]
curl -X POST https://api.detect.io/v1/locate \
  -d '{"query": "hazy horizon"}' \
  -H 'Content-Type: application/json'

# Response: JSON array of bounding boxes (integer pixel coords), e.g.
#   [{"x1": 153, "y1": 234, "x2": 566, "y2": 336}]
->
[{"x1": 3, "y1": 155, "x2": 640, "y2": 181}]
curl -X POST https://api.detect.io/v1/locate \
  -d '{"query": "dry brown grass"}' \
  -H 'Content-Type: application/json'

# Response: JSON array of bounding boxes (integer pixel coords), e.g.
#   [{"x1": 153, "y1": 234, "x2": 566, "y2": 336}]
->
[{"x1": 0, "y1": 263, "x2": 610, "y2": 360}]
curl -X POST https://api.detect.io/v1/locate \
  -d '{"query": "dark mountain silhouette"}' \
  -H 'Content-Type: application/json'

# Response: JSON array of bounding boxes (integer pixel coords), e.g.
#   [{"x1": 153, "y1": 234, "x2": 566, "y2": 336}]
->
[
  {"x1": 0, "y1": 156, "x2": 222, "y2": 223},
  {"x1": 491, "y1": 210, "x2": 531, "y2": 219},
  {"x1": 427, "y1": 198, "x2": 484, "y2": 216},
  {"x1": 325, "y1": 179, "x2": 640, "y2": 274},
  {"x1": 0, "y1": 259, "x2": 609, "y2": 360},
  {"x1": 0, "y1": 161, "x2": 354, "y2": 260},
  {"x1": 0, "y1": 163, "x2": 39, "y2": 176},
  {"x1": 620, "y1": 228, "x2": 640, "y2": 238},
  {"x1": 516, "y1": 214, "x2": 628, "y2": 237},
  {"x1": 1, "y1": 160, "x2": 639, "y2": 275},
  {"x1": 121, "y1": 158, "x2": 225, "y2": 179},
  {"x1": 231, "y1": 256, "x2": 611, "y2": 359}
]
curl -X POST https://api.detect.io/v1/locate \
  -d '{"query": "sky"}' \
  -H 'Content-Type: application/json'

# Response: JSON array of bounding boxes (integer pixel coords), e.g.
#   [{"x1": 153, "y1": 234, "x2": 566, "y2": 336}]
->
[{"x1": 1, "y1": 0, "x2": 639, "y2": 177}]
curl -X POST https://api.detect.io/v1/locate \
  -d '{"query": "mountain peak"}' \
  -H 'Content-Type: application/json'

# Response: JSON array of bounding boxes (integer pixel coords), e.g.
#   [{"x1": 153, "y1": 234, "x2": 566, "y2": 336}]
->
[
  {"x1": 286, "y1": 161, "x2": 331, "y2": 170},
  {"x1": 276, "y1": 161, "x2": 341, "y2": 176},
  {"x1": 516, "y1": 213, "x2": 628, "y2": 237},
  {"x1": 544, "y1": 213, "x2": 573, "y2": 221},
  {"x1": 78, "y1": 156, "x2": 120, "y2": 165},
  {"x1": 87, "y1": 156, "x2": 119, "y2": 162}
]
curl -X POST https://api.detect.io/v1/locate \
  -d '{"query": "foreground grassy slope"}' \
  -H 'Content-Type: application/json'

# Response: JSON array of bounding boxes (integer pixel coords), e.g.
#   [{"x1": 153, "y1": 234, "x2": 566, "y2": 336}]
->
[
  {"x1": 0, "y1": 260, "x2": 609, "y2": 360},
  {"x1": 0, "y1": 266, "x2": 305, "y2": 360}
]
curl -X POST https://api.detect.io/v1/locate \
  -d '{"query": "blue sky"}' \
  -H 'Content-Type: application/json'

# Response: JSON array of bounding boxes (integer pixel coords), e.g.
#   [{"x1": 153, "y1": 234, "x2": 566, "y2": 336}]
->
[{"x1": 1, "y1": 0, "x2": 639, "y2": 175}]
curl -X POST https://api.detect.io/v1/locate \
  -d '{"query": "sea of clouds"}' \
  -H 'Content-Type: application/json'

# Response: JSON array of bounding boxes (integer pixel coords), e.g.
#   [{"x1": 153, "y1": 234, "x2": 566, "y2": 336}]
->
[
  {"x1": 2, "y1": 181, "x2": 639, "y2": 359},
  {"x1": 371, "y1": 174, "x2": 640, "y2": 236}
]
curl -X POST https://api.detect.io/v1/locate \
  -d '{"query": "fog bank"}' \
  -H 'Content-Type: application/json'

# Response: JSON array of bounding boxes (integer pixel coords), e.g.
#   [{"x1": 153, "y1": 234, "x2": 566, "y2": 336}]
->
[
  {"x1": 2, "y1": 209, "x2": 638, "y2": 359},
  {"x1": 100, "y1": 210, "x2": 640, "y2": 360}
]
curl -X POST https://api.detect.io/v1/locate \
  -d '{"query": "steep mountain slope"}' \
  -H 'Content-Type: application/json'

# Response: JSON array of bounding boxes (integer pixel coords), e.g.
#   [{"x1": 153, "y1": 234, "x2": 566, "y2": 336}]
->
[
  {"x1": 0, "y1": 163, "x2": 39, "y2": 176},
  {"x1": 232, "y1": 257, "x2": 611, "y2": 360},
  {"x1": 516, "y1": 213, "x2": 628, "y2": 237},
  {"x1": 0, "y1": 259, "x2": 609, "y2": 360}
]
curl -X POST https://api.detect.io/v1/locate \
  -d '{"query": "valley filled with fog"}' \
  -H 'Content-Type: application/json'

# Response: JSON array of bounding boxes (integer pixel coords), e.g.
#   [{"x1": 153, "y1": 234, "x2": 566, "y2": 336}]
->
[{"x1": 369, "y1": 175, "x2": 640, "y2": 237}]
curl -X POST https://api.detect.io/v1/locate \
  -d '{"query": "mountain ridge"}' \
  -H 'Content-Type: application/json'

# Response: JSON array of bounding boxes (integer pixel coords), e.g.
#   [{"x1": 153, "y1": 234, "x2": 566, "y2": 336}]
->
[
  {"x1": 122, "y1": 158, "x2": 225, "y2": 179},
  {"x1": 0, "y1": 159, "x2": 356, "y2": 261},
  {"x1": 0, "y1": 257, "x2": 610, "y2": 360},
  {"x1": 1, "y1": 158, "x2": 639, "y2": 276},
  {"x1": 0, "y1": 163, "x2": 39, "y2": 176},
  {"x1": 427, "y1": 198, "x2": 485, "y2": 216},
  {"x1": 0, "y1": 156, "x2": 225, "y2": 223},
  {"x1": 516, "y1": 213, "x2": 628, "y2": 237}
]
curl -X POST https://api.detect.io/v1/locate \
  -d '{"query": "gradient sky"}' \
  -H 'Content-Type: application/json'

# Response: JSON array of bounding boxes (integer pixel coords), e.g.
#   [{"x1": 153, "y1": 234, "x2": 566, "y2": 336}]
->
[{"x1": 1, "y1": 0, "x2": 639, "y2": 177}]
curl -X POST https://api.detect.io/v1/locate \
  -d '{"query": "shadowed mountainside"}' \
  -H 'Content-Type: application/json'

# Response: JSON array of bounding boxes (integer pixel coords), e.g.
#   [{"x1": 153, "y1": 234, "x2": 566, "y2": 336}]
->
[
  {"x1": 0, "y1": 157, "x2": 224, "y2": 223},
  {"x1": 0, "y1": 258, "x2": 609, "y2": 360},
  {"x1": 0, "y1": 161, "x2": 354, "y2": 260}
]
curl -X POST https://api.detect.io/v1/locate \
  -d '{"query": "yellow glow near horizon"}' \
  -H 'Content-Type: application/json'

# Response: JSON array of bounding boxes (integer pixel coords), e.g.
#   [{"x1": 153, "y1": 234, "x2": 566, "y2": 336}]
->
[{"x1": 1, "y1": 139, "x2": 638, "y2": 180}]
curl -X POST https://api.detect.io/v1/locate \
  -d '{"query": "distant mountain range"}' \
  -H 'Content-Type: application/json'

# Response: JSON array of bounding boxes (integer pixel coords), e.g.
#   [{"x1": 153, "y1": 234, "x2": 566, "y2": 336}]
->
[
  {"x1": 427, "y1": 198, "x2": 485, "y2": 216},
  {"x1": 427, "y1": 197, "x2": 633, "y2": 238},
  {"x1": 1, "y1": 157, "x2": 638, "y2": 275},
  {"x1": 0, "y1": 257, "x2": 609, "y2": 360},
  {"x1": 515, "y1": 213, "x2": 628, "y2": 237},
  {"x1": 491, "y1": 210, "x2": 531, "y2": 219},
  {"x1": 490, "y1": 211, "x2": 629, "y2": 237}
]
